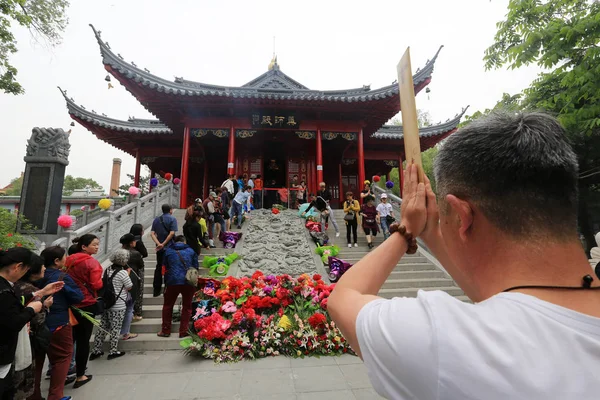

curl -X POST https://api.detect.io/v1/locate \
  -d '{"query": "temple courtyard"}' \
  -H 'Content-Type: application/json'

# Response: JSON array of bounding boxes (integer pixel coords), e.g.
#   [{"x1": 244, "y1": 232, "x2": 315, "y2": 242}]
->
[{"x1": 41, "y1": 351, "x2": 381, "y2": 399}]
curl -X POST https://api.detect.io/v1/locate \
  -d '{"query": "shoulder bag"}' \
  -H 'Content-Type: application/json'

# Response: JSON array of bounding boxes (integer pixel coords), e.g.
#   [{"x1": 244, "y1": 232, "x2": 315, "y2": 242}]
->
[{"x1": 176, "y1": 250, "x2": 199, "y2": 288}]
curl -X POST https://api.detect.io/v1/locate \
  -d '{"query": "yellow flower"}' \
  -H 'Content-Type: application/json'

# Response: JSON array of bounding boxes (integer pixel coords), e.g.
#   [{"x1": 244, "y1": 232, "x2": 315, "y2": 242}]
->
[
  {"x1": 296, "y1": 350, "x2": 302, "y2": 356},
  {"x1": 213, "y1": 349, "x2": 219, "y2": 353},
  {"x1": 334, "y1": 336, "x2": 341, "y2": 342},
  {"x1": 98, "y1": 198, "x2": 112, "y2": 210},
  {"x1": 278, "y1": 315, "x2": 292, "y2": 331}
]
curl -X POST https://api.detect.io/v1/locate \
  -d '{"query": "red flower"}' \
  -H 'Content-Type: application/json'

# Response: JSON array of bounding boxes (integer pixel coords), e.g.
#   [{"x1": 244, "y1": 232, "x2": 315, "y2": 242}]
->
[
  {"x1": 320, "y1": 298, "x2": 328, "y2": 310},
  {"x1": 15, "y1": 243, "x2": 22, "y2": 247},
  {"x1": 308, "y1": 313, "x2": 327, "y2": 329},
  {"x1": 194, "y1": 313, "x2": 232, "y2": 340},
  {"x1": 251, "y1": 271, "x2": 264, "y2": 280},
  {"x1": 313, "y1": 274, "x2": 322, "y2": 281},
  {"x1": 7, "y1": 233, "x2": 13, "y2": 237},
  {"x1": 232, "y1": 311, "x2": 244, "y2": 325}
]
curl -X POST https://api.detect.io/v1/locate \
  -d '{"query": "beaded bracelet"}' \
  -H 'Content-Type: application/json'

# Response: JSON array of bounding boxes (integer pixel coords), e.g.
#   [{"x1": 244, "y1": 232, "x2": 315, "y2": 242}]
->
[{"x1": 389, "y1": 223, "x2": 418, "y2": 254}]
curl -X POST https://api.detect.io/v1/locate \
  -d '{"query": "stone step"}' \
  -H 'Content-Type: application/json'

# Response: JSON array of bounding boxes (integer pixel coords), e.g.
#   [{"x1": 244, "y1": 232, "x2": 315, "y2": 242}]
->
[
  {"x1": 142, "y1": 305, "x2": 169, "y2": 319},
  {"x1": 378, "y1": 286, "x2": 464, "y2": 299},
  {"x1": 92, "y1": 332, "x2": 182, "y2": 352},
  {"x1": 387, "y1": 270, "x2": 447, "y2": 280},
  {"x1": 335, "y1": 255, "x2": 429, "y2": 265},
  {"x1": 381, "y1": 278, "x2": 456, "y2": 289},
  {"x1": 129, "y1": 318, "x2": 180, "y2": 334}
]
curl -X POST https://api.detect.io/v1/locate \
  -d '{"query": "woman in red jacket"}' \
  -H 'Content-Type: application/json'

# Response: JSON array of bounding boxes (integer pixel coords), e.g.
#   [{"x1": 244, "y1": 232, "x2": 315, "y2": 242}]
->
[{"x1": 66, "y1": 234, "x2": 103, "y2": 389}]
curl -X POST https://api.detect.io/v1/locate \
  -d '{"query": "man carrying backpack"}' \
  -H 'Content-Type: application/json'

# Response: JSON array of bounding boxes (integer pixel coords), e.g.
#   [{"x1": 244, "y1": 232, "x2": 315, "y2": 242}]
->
[
  {"x1": 151, "y1": 204, "x2": 178, "y2": 297},
  {"x1": 89, "y1": 249, "x2": 133, "y2": 360}
]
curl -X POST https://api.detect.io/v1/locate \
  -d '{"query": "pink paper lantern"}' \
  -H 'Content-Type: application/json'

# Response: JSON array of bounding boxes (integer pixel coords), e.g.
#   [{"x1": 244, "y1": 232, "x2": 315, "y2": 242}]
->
[
  {"x1": 128, "y1": 186, "x2": 140, "y2": 196},
  {"x1": 80, "y1": 206, "x2": 86, "y2": 211},
  {"x1": 173, "y1": 178, "x2": 181, "y2": 185},
  {"x1": 57, "y1": 215, "x2": 73, "y2": 229}
]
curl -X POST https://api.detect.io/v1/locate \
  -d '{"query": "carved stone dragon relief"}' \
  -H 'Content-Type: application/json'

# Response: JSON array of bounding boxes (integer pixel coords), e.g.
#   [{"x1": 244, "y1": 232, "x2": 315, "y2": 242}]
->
[{"x1": 25, "y1": 127, "x2": 71, "y2": 164}]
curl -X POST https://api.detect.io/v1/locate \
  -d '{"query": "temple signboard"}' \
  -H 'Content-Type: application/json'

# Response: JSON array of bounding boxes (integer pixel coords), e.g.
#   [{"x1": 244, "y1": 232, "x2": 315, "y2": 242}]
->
[{"x1": 251, "y1": 112, "x2": 299, "y2": 129}]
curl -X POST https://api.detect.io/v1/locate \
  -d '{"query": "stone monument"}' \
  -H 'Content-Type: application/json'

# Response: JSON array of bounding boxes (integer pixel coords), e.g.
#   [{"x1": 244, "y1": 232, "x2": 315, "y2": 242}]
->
[{"x1": 18, "y1": 127, "x2": 70, "y2": 234}]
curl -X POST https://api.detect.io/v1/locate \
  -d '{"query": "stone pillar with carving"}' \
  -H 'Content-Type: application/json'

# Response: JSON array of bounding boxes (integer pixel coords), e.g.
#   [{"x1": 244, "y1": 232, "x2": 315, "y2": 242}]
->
[{"x1": 18, "y1": 127, "x2": 70, "y2": 234}]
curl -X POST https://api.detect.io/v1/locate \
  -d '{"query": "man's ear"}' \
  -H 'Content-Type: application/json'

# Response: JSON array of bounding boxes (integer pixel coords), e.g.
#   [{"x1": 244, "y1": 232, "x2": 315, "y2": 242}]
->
[{"x1": 445, "y1": 194, "x2": 474, "y2": 241}]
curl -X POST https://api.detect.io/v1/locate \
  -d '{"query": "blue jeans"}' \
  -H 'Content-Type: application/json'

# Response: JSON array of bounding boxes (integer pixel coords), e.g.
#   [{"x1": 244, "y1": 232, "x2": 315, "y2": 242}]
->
[
  {"x1": 380, "y1": 218, "x2": 390, "y2": 239},
  {"x1": 120, "y1": 295, "x2": 134, "y2": 335},
  {"x1": 232, "y1": 201, "x2": 244, "y2": 227},
  {"x1": 212, "y1": 215, "x2": 226, "y2": 237}
]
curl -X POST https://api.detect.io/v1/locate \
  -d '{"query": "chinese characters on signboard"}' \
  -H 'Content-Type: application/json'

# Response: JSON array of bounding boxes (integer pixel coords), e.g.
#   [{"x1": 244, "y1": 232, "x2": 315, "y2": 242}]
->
[{"x1": 251, "y1": 112, "x2": 298, "y2": 129}]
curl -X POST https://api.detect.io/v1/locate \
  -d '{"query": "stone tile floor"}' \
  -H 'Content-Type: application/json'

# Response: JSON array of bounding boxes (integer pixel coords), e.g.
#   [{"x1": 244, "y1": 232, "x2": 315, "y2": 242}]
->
[{"x1": 41, "y1": 351, "x2": 385, "y2": 399}]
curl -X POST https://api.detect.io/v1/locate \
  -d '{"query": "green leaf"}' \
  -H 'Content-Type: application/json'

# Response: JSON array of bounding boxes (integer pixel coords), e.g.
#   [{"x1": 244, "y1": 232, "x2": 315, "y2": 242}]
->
[{"x1": 180, "y1": 337, "x2": 193, "y2": 349}]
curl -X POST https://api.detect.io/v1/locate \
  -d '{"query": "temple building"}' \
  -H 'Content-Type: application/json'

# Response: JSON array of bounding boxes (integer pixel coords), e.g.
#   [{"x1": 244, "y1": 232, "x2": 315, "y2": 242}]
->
[{"x1": 61, "y1": 25, "x2": 467, "y2": 209}]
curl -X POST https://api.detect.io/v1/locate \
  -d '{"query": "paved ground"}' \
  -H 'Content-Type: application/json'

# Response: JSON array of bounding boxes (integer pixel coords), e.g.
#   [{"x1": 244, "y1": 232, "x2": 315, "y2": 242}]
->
[{"x1": 41, "y1": 351, "x2": 384, "y2": 400}]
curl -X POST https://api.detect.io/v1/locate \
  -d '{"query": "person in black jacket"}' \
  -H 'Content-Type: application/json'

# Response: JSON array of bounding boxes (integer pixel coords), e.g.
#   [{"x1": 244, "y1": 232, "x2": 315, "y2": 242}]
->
[
  {"x1": 129, "y1": 224, "x2": 148, "y2": 258},
  {"x1": 0, "y1": 248, "x2": 64, "y2": 399},
  {"x1": 183, "y1": 211, "x2": 204, "y2": 255},
  {"x1": 120, "y1": 233, "x2": 145, "y2": 327}
]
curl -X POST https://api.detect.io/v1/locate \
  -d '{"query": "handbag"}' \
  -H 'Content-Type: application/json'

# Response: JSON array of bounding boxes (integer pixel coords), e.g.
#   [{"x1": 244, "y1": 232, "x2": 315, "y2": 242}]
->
[
  {"x1": 176, "y1": 250, "x2": 199, "y2": 287},
  {"x1": 31, "y1": 322, "x2": 52, "y2": 353},
  {"x1": 386, "y1": 215, "x2": 396, "y2": 224},
  {"x1": 344, "y1": 212, "x2": 355, "y2": 222},
  {"x1": 15, "y1": 324, "x2": 32, "y2": 371}
]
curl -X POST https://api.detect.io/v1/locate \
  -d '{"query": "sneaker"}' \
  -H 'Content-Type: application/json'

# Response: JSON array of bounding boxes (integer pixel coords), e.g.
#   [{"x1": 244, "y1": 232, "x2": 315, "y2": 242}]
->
[
  {"x1": 368, "y1": 243, "x2": 374, "y2": 249},
  {"x1": 354, "y1": 243, "x2": 358, "y2": 247},
  {"x1": 89, "y1": 351, "x2": 104, "y2": 361},
  {"x1": 347, "y1": 244, "x2": 352, "y2": 248},
  {"x1": 336, "y1": 232, "x2": 340, "y2": 237},
  {"x1": 107, "y1": 351, "x2": 126, "y2": 360},
  {"x1": 236, "y1": 225, "x2": 241, "y2": 229}
]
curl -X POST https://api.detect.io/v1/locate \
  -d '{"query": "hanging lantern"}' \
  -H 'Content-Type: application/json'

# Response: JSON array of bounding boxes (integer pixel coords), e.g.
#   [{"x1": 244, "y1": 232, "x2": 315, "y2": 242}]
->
[
  {"x1": 128, "y1": 186, "x2": 140, "y2": 196},
  {"x1": 70, "y1": 122, "x2": 75, "y2": 127},
  {"x1": 57, "y1": 215, "x2": 73, "y2": 229},
  {"x1": 80, "y1": 206, "x2": 86, "y2": 211},
  {"x1": 150, "y1": 178, "x2": 159, "y2": 187},
  {"x1": 386, "y1": 180, "x2": 394, "y2": 189},
  {"x1": 373, "y1": 175, "x2": 381, "y2": 183},
  {"x1": 164, "y1": 172, "x2": 173, "y2": 181},
  {"x1": 98, "y1": 198, "x2": 112, "y2": 210},
  {"x1": 173, "y1": 178, "x2": 181, "y2": 185},
  {"x1": 105, "y1": 75, "x2": 111, "y2": 82}
]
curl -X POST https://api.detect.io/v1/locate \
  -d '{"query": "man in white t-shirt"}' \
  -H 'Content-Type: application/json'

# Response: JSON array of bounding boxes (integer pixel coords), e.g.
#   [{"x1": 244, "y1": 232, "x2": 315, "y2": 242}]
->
[
  {"x1": 376, "y1": 193, "x2": 394, "y2": 239},
  {"x1": 328, "y1": 112, "x2": 600, "y2": 400}
]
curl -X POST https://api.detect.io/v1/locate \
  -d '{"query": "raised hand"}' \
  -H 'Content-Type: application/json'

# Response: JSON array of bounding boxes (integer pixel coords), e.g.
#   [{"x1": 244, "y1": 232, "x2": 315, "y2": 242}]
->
[
  {"x1": 400, "y1": 164, "x2": 427, "y2": 237},
  {"x1": 43, "y1": 296, "x2": 54, "y2": 309},
  {"x1": 41, "y1": 281, "x2": 64, "y2": 296},
  {"x1": 421, "y1": 173, "x2": 441, "y2": 242}
]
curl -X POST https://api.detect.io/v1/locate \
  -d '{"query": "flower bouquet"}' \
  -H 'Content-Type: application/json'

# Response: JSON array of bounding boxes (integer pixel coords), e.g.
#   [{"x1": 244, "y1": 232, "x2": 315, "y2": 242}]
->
[
  {"x1": 181, "y1": 271, "x2": 354, "y2": 363},
  {"x1": 314, "y1": 245, "x2": 340, "y2": 264}
]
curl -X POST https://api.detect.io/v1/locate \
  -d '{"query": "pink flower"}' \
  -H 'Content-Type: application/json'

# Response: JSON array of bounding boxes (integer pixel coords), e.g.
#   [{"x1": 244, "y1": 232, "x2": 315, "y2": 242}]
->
[{"x1": 221, "y1": 301, "x2": 237, "y2": 313}]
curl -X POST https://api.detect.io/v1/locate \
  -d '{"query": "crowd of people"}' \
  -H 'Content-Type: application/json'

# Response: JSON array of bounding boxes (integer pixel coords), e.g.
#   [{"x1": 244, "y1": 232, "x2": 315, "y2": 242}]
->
[{"x1": 0, "y1": 221, "x2": 148, "y2": 400}]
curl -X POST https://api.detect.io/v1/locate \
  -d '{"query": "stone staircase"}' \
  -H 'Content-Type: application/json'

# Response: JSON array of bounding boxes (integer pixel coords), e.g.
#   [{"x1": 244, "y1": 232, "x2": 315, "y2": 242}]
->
[
  {"x1": 102, "y1": 210, "x2": 237, "y2": 351},
  {"x1": 328, "y1": 212, "x2": 467, "y2": 300}
]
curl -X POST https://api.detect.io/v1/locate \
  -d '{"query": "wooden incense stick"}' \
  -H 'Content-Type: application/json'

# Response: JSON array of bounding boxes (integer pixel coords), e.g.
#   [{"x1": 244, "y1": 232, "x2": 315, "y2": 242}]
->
[{"x1": 397, "y1": 47, "x2": 424, "y2": 183}]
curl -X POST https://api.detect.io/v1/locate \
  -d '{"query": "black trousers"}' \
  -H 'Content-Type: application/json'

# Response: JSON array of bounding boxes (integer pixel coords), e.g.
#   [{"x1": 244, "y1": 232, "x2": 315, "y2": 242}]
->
[
  {"x1": 72, "y1": 304, "x2": 96, "y2": 378},
  {"x1": 0, "y1": 364, "x2": 15, "y2": 400},
  {"x1": 153, "y1": 250, "x2": 165, "y2": 296},
  {"x1": 346, "y1": 219, "x2": 358, "y2": 244}
]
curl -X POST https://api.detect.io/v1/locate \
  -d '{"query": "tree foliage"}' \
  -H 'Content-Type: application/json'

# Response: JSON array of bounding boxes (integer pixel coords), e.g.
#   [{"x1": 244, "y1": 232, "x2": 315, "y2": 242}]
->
[
  {"x1": 460, "y1": 93, "x2": 523, "y2": 127},
  {"x1": 3, "y1": 175, "x2": 23, "y2": 196},
  {"x1": 1, "y1": 0, "x2": 69, "y2": 94},
  {"x1": 114, "y1": 168, "x2": 167, "y2": 197},
  {"x1": 62, "y1": 175, "x2": 102, "y2": 196},
  {"x1": 484, "y1": 0, "x2": 600, "y2": 134},
  {"x1": 0, "y1": 208, "x2": 34, "y2": 249}
]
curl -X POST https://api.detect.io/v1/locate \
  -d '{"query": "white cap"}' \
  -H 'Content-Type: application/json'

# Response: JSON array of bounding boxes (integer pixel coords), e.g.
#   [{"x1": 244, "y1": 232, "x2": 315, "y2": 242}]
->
[{"x1": 380, "y1": 193, "x2": 388, "y2": 199}]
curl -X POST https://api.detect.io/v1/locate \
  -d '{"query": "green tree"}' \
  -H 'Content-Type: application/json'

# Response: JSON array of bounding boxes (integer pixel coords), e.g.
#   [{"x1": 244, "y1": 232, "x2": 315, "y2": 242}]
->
[
  {"x1": 62, "y1": 175, "x2": 102, "y2": 196},
  {"x1": 0, "y1": 208, "x2": 34, "y2": 249},
  {"x1": 3, "y1": 175, "x2": 23, "y2": 196},
  {"x1": 114, "y1": 168, "x2": 167, "y2": 197},
  {"x1": 1, "y1": 0, "x2": 70, "y2": 94},
  {"x1": 484, "y1": 0, "x2": 600, "y2": 253},
  {"x1": 460, "y1": 93, "x2": 522, "y2": 127}
]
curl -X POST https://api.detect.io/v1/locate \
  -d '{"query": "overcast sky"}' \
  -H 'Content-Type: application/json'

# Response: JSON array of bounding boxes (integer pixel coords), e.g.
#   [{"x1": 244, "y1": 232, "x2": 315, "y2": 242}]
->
[{"x1": 0, "y1": 0, "x2": 541, "y2": 191}]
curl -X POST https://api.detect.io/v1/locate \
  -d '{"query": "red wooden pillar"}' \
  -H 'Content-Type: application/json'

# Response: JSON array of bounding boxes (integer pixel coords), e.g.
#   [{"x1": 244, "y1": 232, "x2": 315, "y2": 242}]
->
[
  {"x1": 227, "y1": 127, "x2": 236, "y2": 176},
  {"x1": 203, "y1": 159, "x2": 209, "y2": 200},
  {"x1": 65, "y1": 203, "x2": 71, "y2": 215},
  {"x1": 134, "y1": 149, "x2": 141, "y2": 187},
  {"x1": 180, "y1": 126, "x2": 190, "y2": 208},
  {"x1": 357, "y1": 128, "x2": 366, "y2": 191},
  {"x1": 338, "y1": 163, "x2": 344, "y2": 202},
  {"x1": 399, "y1": 154, "x2": 404, "y2": 198},
  {"x1": 316, "y1": 129, "x2": 323, "y2": 184}
]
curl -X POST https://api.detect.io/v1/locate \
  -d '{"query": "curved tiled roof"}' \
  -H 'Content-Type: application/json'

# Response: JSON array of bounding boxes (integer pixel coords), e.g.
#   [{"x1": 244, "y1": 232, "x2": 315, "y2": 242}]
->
[
  {"x1": 371, "y1": 106, "x2": 469, "y2": 140},
  {"x1": 90, "y1": 24, "x2": 441, "y2": 103},
  {"x1": 59, "y1": 87, "x2": 173, "y2": 135}
]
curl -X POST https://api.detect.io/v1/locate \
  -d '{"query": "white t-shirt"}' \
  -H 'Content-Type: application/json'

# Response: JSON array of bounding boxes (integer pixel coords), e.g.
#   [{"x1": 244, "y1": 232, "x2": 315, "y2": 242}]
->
[
  {"x1": 376, "y1": 202, "x2": 393, "y2": 218},
  {"x1": 356, "y1": 290, "x2": 600, "y2": 400}
]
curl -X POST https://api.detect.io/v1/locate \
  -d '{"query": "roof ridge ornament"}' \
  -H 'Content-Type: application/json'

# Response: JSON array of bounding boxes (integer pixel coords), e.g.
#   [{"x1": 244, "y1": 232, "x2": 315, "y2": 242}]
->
[{"x1": 268, "y1": 55, "x2": 279, "y2": 71}]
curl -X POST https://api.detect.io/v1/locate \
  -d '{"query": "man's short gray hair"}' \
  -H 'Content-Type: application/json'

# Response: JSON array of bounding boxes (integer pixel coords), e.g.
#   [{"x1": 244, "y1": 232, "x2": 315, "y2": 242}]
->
[
  {"x1": 434, "y1": 112, "x2": 579, "y2": 238},
  {"x1": 110, "y1": 248, "x2": 130, "y2": 267}
]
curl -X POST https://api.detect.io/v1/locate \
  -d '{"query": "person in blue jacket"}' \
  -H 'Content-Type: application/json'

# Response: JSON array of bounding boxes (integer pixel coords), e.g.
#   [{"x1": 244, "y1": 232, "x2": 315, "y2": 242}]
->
[
  {"x1": 157, "y1": 236, "x2": 198, "y2": 338},
  {"x1": 38, "y1": 246, "x2": 83, "y2": 399}
]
